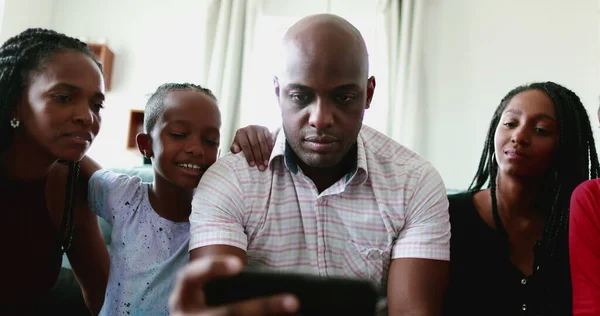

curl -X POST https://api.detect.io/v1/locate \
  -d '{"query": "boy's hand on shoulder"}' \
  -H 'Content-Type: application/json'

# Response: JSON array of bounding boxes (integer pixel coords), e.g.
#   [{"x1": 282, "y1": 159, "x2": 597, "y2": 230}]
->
[{"x1": 231, "y1": 125, "x2": 275, "y2": 171}]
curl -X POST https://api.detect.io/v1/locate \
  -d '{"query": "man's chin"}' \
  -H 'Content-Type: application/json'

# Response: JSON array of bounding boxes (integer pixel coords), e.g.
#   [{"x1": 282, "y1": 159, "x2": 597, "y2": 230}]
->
[{"x1": 299, "y1": 153, "x2": 342, "y2": 168}]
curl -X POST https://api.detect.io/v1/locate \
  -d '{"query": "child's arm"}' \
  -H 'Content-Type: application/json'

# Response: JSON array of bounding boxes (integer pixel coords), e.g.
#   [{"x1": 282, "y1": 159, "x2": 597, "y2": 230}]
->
[
  {"x1": 78, "y1": 156, "x2": 102, "y2": 217},
  {"x1": 80, "y1": 155, "x2": 102, "y2": 182},
  {"x1": 68, "y1": 193, "x2": 110, "y2": 315},
  {"x1": 230, "y1": 125, "x2": 279, "y2": 171}
]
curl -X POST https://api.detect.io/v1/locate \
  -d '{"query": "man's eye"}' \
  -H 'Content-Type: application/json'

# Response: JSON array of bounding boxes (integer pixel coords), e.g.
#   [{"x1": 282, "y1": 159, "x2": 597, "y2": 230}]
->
[{"x1": 290, "y1": 93, "x2": 310, "y2": 104}]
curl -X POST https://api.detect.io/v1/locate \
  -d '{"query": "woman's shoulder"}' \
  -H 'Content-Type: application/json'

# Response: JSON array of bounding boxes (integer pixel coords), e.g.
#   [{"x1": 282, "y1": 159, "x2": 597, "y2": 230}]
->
[
  {"x1": 571, "y1": 178, "x2": 600, "y2": 219},
  {"x1": 447, "y1": 190, "x2": 484, "y2": 228},
  {"x1": 572, "y1": 178, "x2": 600, "y2": 200},
  {"x1": 448, "y1": 191, "x2": 476, "y2": 209}
]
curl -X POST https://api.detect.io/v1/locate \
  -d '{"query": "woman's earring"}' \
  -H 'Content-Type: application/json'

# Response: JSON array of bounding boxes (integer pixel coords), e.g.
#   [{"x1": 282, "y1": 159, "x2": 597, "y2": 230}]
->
[{"x1": 9, "y1": 118, "x2": 19, "y2": 128}]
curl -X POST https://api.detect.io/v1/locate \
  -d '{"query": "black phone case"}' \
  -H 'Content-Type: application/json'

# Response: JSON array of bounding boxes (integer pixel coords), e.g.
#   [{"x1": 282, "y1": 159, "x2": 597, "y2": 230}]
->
[{"x1": 204, "y1": 270, "x2": 379, "y2": 316}]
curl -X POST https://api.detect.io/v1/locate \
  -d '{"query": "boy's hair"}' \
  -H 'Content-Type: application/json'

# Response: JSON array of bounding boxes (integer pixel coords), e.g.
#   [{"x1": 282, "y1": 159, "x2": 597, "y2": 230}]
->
[
  {"x1": 469, "y1": 81, "x2": 600, "y2": 314},
  {"x1": 0, "y1": 28, "x2": 103, "y2": 263},
  {"x1": 143, "y1": 83, "x2": 217, "y2": 134}
]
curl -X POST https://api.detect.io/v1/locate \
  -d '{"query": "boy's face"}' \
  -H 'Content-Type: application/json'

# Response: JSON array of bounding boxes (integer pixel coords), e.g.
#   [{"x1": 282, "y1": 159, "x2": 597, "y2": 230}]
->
[{"x1": 149, "y1": 90, "x2": 221, "y2": 188}]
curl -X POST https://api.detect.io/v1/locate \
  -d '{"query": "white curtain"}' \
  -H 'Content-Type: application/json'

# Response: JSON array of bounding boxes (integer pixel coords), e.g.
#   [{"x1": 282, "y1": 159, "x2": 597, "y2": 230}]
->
[
  {"x1": 199, "y1": 0, "x2": 260, "y2": 154},
  {"x1": 378, "y1": 0, "x2": 426, "y2": 155},
  {"x1": 198, "y1": 0, "x2": 425, "y2": 155}
]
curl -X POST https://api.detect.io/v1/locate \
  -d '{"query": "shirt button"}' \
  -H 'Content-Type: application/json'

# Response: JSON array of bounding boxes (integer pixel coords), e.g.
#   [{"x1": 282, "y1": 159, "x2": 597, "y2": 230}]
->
[
  {"x1": 536, "y1": 265, "x2": 540, "y2": 271},
  {"x1": 522, "y1": 303, "x2": 527, "y2": 311},
  {"x1": 521, "y1": 278, "x2": 527, "y2": 285}
]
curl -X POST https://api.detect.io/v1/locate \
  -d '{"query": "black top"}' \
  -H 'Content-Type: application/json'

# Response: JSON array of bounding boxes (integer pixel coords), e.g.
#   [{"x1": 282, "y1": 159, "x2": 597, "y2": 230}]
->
[
  {"x1": 0, "y1": 174, "x2": 62, "y2": 315},
  {"x1": 442, "y1": 192, "x2": 572, "y2": 316}
]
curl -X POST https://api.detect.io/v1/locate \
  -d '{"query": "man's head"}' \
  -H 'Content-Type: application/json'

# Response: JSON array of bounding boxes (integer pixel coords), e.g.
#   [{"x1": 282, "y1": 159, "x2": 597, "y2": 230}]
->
[{"x1": 274, "y1": 14, "x2": 375, "y2": 168}]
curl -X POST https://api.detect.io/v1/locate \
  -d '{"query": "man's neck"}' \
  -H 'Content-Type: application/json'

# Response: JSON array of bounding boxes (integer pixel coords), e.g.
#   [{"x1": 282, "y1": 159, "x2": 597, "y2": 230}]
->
[{"x1": 297, "y1": 145, "x2": 357, "y2": 193}]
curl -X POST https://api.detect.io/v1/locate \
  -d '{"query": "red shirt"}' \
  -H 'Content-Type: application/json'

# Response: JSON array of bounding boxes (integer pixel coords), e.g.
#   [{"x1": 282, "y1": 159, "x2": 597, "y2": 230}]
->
[{"x1": 570, "y1": 179, "x2": 600, "y2": 315}]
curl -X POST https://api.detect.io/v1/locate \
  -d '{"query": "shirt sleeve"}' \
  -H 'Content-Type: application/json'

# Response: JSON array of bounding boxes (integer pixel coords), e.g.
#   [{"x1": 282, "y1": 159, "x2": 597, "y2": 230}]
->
[
  {"x1": 570, "y1": 179, "x2": 600, "y2": 316},
  {"x1": 87, "y1": 169, "x2": 143, "y2": 225},
  {"x1": 189, "y1": 157, "x2": 248, "y2": 252},
  {"x1": 391, "y1": 162, "x2": 450, "y2": 261}
]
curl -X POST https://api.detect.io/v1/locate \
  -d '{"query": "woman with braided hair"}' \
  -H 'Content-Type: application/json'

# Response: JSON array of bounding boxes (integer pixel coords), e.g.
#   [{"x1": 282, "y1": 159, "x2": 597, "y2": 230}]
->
[
  {"x1": 0, "y1": 28, "x2": 109, "y2": 314},
  {"x1": 443, "y1": 82, "x2": 599, "y2": 316}
]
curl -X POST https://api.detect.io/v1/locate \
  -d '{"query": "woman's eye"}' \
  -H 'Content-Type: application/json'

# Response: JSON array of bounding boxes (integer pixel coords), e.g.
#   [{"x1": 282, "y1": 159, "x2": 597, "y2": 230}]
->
[
  {"x1": 168, "y1": 133, "x2": 185, "y2": 139},
  {"x1": 54, "y1": 94, "x2": 72, "y2": 103},
  {"x1": 92, "y1": 103, "x2": 104, "y2": 111}
]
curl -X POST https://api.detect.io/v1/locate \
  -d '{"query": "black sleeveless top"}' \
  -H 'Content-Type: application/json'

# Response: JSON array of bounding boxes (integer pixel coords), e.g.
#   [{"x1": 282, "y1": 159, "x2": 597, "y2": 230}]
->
[
  {"x1": 443, "y1": 192, "x2": 572, "y2": 316},
  {"x1": 0, "y1": 175, "x2": 62, "y2": 314}
]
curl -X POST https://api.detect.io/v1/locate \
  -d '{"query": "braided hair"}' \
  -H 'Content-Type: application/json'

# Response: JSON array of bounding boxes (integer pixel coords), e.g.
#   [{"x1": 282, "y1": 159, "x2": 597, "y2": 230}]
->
[
  {"x1": 143, "y1": 82, "x2": 217, "y2": 134},
  {"x1": 0, "y1": 28, "x2": 103, "y2": 264},
  {"x1": 468, "y1": 81, "x2": 600, "y2": 314}
]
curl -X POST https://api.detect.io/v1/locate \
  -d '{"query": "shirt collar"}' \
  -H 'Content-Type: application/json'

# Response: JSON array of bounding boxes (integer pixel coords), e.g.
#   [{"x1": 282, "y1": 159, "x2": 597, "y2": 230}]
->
[{"x1": 269, "y1": 127, "x2": 368, "y2": 184}]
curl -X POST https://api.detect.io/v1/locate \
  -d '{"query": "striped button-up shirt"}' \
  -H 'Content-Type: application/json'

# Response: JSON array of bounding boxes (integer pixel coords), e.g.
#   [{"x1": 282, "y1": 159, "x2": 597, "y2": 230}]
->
[{"x1": 190, "y1": 125, "x2": 450, "y2": 294}]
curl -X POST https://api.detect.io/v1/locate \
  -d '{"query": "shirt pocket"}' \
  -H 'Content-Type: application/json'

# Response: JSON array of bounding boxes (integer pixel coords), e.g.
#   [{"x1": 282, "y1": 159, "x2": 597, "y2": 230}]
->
[{"x1": 343, "y1": 240, "x2": 392, "y2": 291}]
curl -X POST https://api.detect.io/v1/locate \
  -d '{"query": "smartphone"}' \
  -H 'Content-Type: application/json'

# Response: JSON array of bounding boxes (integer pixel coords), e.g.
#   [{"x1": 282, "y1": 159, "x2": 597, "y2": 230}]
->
[{"x1": 204, "y1": 270, "x2": 380, "y2": 315}]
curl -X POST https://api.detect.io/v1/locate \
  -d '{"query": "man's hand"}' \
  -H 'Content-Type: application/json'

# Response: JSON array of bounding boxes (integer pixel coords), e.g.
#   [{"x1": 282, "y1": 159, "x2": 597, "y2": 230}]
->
[{"x1": 169, "y1": 255, "x2": 299, "y2": 316}]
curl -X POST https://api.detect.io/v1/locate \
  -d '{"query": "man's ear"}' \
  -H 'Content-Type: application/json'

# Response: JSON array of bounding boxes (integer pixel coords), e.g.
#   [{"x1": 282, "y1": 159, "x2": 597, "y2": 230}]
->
[
  {"x1": 365, "y1": 76, "x2": 376, "y2": 110},
  {"x1": 136, "y1": 133, "x2": 153, "y2": 158},
  {"x1": 273, "y1": 76, "x2": 280, "y2": 99}
]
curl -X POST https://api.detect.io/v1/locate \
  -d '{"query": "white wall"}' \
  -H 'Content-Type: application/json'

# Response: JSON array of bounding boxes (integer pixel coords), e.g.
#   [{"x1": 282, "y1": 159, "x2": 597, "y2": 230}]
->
[
  {"x1": 0, "y1": 0, "x2": 55, "y2": 43},
  {"x1": 50, "y1": 0, "x2": 212, "y2": 168},
  {"x1": 421, "y1": 0, "x2": 600, "y2": 190}
]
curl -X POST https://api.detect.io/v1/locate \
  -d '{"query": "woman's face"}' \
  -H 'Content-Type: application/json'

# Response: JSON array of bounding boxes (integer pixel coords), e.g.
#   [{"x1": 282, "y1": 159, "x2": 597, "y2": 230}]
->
[
  {"x1": 16, "y1": 50, "x2": 105, "y2": 162},
  {"x1": 494, "y1": 89, "x2": 559, "y2": 178}
]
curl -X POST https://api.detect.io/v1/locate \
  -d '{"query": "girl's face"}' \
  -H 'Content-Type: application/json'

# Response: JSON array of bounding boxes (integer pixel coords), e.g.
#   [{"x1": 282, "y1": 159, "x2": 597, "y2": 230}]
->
[
  {"x1": 494, "y1": 89, "x2": 559, "y2": 178},
  {"x1": 15, "y1": 49, "x2": 105, "y2": 162}
]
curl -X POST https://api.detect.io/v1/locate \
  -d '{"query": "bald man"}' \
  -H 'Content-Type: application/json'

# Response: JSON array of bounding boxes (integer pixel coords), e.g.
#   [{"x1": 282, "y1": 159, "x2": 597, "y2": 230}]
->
[{"x1": 188, "y1": 14, "x2": 450, "y2": 315}]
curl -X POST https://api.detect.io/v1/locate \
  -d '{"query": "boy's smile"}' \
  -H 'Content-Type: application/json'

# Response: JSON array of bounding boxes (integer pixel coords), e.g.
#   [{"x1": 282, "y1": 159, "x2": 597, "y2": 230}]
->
[{"x1": 148, "y1": 89, "x2": 221, "y2": 189}]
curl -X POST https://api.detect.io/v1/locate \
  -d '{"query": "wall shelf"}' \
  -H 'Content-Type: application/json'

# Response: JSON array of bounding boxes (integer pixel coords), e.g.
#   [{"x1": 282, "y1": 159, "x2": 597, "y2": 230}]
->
[
  {"x1": 127, "y1": 110, "x2": 145, "y2": 149},
  {"x1": 87, "y1": 43, "x2": 114, "y2": 91}
]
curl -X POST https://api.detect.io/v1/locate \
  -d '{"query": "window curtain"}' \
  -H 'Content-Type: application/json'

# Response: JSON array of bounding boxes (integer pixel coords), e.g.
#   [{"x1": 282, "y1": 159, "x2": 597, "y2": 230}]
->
[
  {"x1": 198, "y1": 0, "x2": 260, "y2": 154},
  {"x1": 378, "y1": 0, "x2": 426, "y2": 154}
]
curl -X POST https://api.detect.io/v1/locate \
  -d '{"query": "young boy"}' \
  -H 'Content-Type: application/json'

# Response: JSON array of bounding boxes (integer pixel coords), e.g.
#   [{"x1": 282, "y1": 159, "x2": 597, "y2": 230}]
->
[{"x1": 83, "y1": 83, "x2": 268, "y2": 315}]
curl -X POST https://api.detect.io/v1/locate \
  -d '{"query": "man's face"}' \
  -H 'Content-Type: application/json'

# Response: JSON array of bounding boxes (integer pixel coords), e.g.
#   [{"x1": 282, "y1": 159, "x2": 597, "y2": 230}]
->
[{"x1": 274, "y1": 39, "x2": 375, "y2": 168}]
